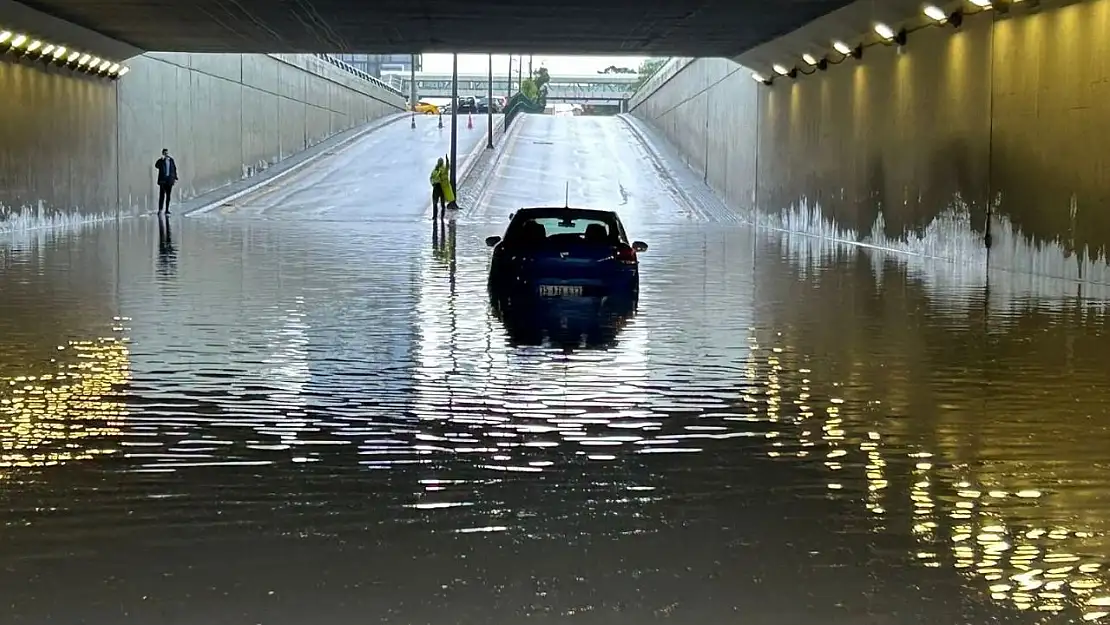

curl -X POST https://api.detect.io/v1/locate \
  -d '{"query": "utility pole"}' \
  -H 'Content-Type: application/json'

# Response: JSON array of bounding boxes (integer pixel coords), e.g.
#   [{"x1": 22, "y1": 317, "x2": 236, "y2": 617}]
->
[
  {"x1": 529, "y1": 54, "x2": 533, "y2": 79},
  {"x1": 450, "y1": 53, "x2": 458, "y2": 191},
  {"x1": 517, "y1": 55, "x2": 522, "y2": 90},
  {"x1": 507, "y1": 55, "x2": 513, "y2": 99},
  {"x1": 487, "y1": 53, "x2": 494, "y2": 149},
  {"x1": 409, "y1": 53, "x2": 417, "y2": 129}
]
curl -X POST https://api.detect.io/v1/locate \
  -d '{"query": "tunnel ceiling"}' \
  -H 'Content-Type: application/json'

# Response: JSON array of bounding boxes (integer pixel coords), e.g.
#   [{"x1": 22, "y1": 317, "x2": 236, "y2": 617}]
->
[{"x1": 14, "y1": 0, "x2": 856, "y2": 56}]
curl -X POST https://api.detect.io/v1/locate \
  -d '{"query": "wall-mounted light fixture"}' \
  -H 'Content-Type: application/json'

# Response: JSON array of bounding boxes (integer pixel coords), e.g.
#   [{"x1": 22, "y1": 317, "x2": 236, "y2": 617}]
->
[
  {"x1": 773, "y1": 63, "x2": 798, "y2": 79},
  {"x1": 874, "y1": 22, "x2": 908, "y2": 46},
  {"x1": 801, "y1": 53, "x2": 829, "y2": 71},
  {"x1": 752, "y1": 0, "x2": 998, "y2": 87},
  {"x1": 0, "y1": 24, "x2": 130, "y2": 79},
  {"x1": 924, "y1": 4, "x2": 947, "y2": 21},
  {"x1": 923, "y1": 4, "x2": 965, "y2": 27}
]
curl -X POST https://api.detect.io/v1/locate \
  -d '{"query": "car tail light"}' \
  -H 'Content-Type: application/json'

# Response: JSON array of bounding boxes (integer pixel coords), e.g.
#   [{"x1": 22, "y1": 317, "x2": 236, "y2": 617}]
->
[{"x1": 614, "y1": 245, "x2": 637, "y2": 264}]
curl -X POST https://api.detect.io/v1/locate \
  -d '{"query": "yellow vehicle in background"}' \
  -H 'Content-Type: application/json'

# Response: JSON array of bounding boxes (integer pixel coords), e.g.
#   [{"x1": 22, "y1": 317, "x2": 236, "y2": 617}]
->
[{"x1": 411, "y1": 101, "x2": 440, "y2": 115}]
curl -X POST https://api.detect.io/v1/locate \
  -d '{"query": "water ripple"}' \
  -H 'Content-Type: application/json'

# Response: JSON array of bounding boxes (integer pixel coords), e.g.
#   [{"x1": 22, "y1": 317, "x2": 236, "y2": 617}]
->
[{"x1": 0, "y1": 118, "x2": 1104, "y2": 624}]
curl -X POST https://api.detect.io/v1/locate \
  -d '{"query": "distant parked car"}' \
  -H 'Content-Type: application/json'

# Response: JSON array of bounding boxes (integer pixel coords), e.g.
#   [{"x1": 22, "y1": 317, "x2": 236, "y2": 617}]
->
[{"x1": 456, "y1": 96, "x2": 478, "y2": 114}]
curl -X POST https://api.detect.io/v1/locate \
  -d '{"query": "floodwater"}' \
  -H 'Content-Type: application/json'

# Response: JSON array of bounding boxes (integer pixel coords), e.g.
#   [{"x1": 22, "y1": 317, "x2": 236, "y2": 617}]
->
[{"x1": 1, "y1": 115, "x2": 1108, "y2": 624}]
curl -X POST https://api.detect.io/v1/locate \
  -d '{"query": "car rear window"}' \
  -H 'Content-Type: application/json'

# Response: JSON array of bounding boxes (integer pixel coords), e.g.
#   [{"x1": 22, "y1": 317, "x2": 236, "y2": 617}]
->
[{"x1": 510, "y1": 215, "x2": 621, "y2": 243}]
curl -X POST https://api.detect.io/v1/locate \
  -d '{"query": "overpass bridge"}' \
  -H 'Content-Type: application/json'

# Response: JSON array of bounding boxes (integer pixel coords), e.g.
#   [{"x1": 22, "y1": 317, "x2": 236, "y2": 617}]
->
[
  {"x1": 383, "y1": 72, "x2": 639, "y2": 105},
  {"x1": 10, "y1": 0, "x2": 847, "y2": 55}
]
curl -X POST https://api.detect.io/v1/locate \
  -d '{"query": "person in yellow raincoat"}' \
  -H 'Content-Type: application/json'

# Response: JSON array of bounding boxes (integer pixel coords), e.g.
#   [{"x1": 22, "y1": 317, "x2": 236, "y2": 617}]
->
[
  {"x1": 440, "y1": 157, "x2": 457, "y2": 211},
  {"x1": 429, "y1": 157, "x2": 458, "y2": 219},
  {"x1": 430, "y1": 158, "x2": 447, "y2": 218}
]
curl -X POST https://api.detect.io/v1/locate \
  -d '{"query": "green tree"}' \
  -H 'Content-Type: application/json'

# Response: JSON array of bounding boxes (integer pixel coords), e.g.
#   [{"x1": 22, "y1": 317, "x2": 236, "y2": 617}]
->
[
  {"x1": 599, "y1": 65, "x2": 636, "y2": 74},
  {"x1": 633, "y1": 58, "x2": 667, "y2": 90}
]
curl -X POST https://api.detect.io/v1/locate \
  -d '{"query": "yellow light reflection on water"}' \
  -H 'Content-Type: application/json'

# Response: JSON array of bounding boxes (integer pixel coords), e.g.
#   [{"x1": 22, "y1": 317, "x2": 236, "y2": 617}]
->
[
  {"x1": 0, "y1": 327, "x2": 131, "y2": 473},
  {"x1": 748, "y1": 327, "x2": 1110, "y2": 622}
]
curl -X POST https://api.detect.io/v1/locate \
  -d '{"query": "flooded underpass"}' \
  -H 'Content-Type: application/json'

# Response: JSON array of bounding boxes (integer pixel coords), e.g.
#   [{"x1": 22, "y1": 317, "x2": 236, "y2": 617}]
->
[{"x1": 1, "y1": 115, "x2": 1107, "y2": 624}]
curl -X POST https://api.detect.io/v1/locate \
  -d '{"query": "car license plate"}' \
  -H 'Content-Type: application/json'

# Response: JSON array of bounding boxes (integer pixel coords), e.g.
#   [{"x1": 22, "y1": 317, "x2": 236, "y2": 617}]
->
[{"x1": 539, "y1": 285, "x2": 583, "y2": 297}]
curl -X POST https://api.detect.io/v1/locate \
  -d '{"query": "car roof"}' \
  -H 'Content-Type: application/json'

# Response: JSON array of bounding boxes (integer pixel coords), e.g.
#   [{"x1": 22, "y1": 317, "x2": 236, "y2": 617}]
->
[{"x1": 511, "y1": 207, "x2": 621, "y2": 221}]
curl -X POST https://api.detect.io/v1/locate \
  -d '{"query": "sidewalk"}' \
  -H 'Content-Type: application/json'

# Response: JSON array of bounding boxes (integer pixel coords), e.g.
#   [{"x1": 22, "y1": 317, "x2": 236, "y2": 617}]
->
[{"x1": 180, "y1": 112, "x2": 409, "y2": 216}]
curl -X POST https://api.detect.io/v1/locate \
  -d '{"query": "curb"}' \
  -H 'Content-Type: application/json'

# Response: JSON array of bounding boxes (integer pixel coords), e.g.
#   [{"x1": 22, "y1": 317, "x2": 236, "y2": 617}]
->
[
  {"x1": 460, "y1": 115, "x2": 529, "y2": 220},
  {"x1": 459, "y1": 116, "x2": 506, "y2": 184},
  {"x1": 185, "y1": 112, "x2": 409, "y2": 216}
]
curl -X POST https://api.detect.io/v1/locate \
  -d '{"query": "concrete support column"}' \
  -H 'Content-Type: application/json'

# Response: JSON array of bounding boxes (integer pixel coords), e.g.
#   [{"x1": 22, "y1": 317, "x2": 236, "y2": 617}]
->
[
  {"x1": 450, "y1": 53, "x2": 458, "y2": 190},
  {"x1": 410, "y1": 54, "x2": 417, "y2": 129},
  {"x1": 487, "y1": 54, "x2": 494, "y2": 149}
]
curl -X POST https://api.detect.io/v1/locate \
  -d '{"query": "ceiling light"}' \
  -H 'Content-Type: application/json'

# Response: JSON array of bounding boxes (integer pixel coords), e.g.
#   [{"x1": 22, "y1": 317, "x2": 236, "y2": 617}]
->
[
  {"x1": 0, "y1": 26, "x2": 123, "y2": 79},
  {"x1": 923, "y1": 4, "x2": 948, "y2": 21},
  {"x1": 969, "y1": 0, "x2": 990, "y2": 6},
  {"x1": 874, "y1": 23, "x2": 895, "y2": 40},
  {"x1": 802, "y1": 53, "x2": 818, "y2": 66},
  {"x1": 773, "y1": 64, "x2": 790, "y2": 76},
  {"x1": 751, "y1": 71, "x2": 767, "y2": 83},
  {"x1": 833, "y1": 41, "x2": 852, "y2": 55}
]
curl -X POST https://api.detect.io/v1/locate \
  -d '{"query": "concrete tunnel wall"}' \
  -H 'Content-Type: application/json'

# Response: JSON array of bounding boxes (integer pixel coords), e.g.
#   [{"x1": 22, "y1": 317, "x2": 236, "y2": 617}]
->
[
  {"x1": 1, "y1": 52, "x2": 405, "y2": 226},
  {"x1": 630, "y1": 0, "x2": 1110, "y2": 286}
]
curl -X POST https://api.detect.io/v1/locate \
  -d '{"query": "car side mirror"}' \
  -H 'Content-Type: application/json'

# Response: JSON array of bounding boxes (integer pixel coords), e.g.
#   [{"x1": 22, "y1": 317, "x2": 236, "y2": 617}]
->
[
  {"x1": 632, "y1": 241, "x2": 648, "y2": 252},
  {"x1": 485, "y1": 235, "x2": 502, "y2": 247}
]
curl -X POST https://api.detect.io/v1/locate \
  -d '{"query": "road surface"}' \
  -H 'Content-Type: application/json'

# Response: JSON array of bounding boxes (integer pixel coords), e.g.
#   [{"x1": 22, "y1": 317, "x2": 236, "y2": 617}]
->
[{"x1": 215, "y1": 113, "x2": 499, "y2": 221}]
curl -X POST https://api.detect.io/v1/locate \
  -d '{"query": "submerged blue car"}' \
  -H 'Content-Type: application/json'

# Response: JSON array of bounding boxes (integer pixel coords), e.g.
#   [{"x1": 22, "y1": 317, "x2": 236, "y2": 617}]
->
[{"x1": 485, "y1": 207, "x2": 648, "y2": 304}]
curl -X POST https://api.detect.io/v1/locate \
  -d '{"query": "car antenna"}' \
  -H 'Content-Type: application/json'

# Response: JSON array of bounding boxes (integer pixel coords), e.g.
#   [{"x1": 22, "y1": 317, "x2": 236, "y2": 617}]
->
[{"x1": 564, "y1": 182, "x2": 569, "y2": 209}]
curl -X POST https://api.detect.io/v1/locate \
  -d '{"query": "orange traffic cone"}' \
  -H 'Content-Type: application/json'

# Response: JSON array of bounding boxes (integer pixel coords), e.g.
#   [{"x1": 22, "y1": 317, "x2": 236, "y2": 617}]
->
[{"x1": 467, "y1": 113, "x2": 473, "y2": 129}]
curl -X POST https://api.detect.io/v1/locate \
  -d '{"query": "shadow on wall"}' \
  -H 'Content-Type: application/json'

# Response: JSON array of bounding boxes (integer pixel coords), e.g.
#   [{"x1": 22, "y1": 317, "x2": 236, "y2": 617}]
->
[
  {"x1": 0, "y1": 52, "x2": 404, "y2": 229},
  {"x1": 631, "y1": 0, "x2": 1110, "y2": 286}
]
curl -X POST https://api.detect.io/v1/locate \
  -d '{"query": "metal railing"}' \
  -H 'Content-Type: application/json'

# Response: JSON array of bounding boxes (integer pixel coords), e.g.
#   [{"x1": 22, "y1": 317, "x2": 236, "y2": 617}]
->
[
  {"x1": 383, "y1": 74, "x2": 406, "y2": 92},
  {"x1": 627, "y1": 57, "x2": 696, "y2": 110},
  {"x1": 312, "y1": 54, "x2": 405, "y2": 97},
  {"x1": 504, "y1": 91, "x2": 546, "y2": 129}
]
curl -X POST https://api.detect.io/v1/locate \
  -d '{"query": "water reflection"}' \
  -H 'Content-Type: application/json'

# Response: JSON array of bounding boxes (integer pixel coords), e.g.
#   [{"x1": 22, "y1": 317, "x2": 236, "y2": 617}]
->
[
  {"x1": 156, "y1": 215, "x2": 176, "y2": 278},
  {"x1": 491, "y1": 297, "x2": 636, "y2": 350},
  {"x1": 0, "y1": 215, "x2": 1108, "y2": 623},
  {"x1": 0, "y1": 329, "x2": 131, "y2": 472},
  {"x1": 749, "y1": 227, "x2": 1110, "y2": 622}
]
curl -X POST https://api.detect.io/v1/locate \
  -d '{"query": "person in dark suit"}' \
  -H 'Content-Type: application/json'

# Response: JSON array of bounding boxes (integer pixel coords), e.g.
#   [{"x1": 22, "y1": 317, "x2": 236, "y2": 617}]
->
[{"x1": 155, "y1": 148, "x2": 179, "y2": 214}]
